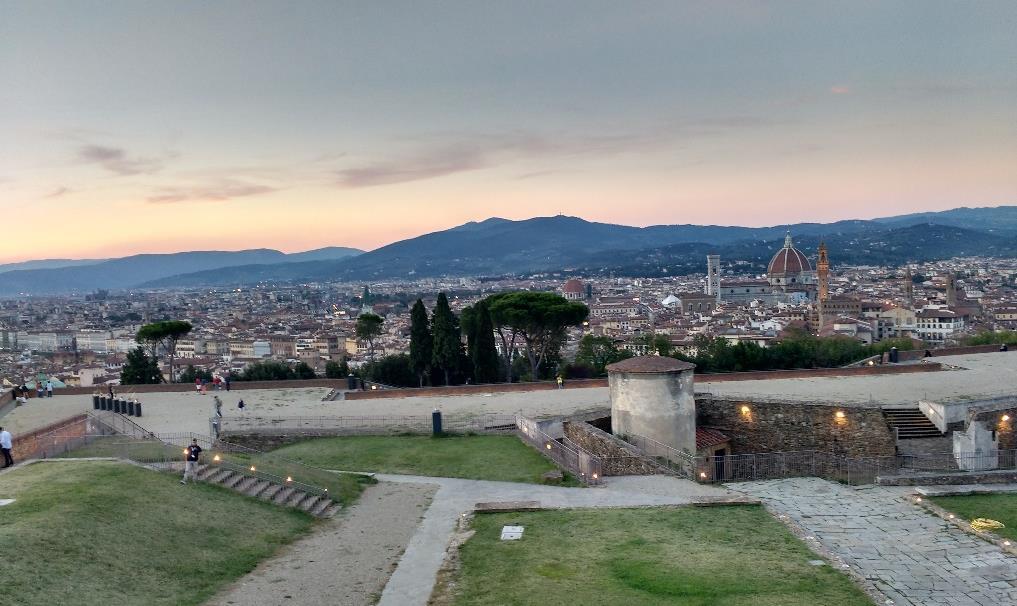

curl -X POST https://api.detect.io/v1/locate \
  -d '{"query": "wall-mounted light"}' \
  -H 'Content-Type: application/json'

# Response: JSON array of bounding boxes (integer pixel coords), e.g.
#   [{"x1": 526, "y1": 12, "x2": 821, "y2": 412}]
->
[
  {"x1": 1003, "y1": 415, "x2": 1011, "y2": 422},
  {"x1": 835, "y1": 411, "x2": 846, "y2": 419},
  {"x1": 699, "y1": 471, "x2": 708, "y2": 479},
  {"x1": 592, "y1": 473, "x2": 599, "y2": 480},
  {"x1": 740, "y1": 405, "x2": 751, "y2": 415}
]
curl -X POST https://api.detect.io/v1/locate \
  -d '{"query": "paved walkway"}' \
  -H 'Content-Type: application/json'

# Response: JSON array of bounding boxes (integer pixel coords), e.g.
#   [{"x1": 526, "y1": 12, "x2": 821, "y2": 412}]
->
[
  {"x1": 206, "y1": 482, "x2": 436, "y2": 606},
  {"x1": 376, "y1": 474, "x2": 734, "y2": 606},
  {"x1": 735, "y1": 477, "x2": 1017, "y2": 606}
]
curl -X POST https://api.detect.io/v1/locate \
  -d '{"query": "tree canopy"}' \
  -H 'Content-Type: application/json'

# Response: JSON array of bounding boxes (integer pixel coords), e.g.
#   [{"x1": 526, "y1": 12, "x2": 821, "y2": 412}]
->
[
  {"x1": 408, "y1": 299, "x2": 432, "y2": 386},
  {"x1": 487, "y1": 291, "x2": 588, "y2": 381},
  {"x1": 135, "y1": 320, "x2": 192, "y2": 383},
  {"x1": 355, "y1": 313, "x2": 384, "y2": 360},
  {"x1": 120, "y1": 347, "x2": 162, "y2": 385},
  {"x1": 575, "y1": 335, "x2": 633, "y2": 376},
  {"x1": 430, "y1": 293, "x2": 462, "y2": 385}
]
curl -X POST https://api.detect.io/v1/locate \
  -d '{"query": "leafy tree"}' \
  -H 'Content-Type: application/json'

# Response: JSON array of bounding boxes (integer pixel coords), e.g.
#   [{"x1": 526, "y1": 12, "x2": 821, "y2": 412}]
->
[
  {"x1": 294, "y1": 361, "x2": 317, "y2": 379},
  {"x1": 355, "y1": 313, "x2": 384, "y2": 360},
  {"x1": 408, "y1": 299, "x2": 432, "y2": 387},
  {"x1": 640, "y1": 333, "x2": 673, "y2": 357},
  {"x1": 325, "y1": 358, "x2": 350, "y2": 378},
  {"x1": 966, "y1": 330, "x2": 1017, "y2": 346},
  {"x1": 575, "y1": 335, "x2": 632, "y2": 376},
  {"x1": 136, "y1": 320, "x2": 192, "y2": 383},
  {"x1": 461, "y1": 301, "x2": 501, "y2": 384},
  {"x1": 487, "y1": 291, "x2": 588, "y2": 381},
  {"x1": 178, "y1": 364, "x2": 213, "y2": 384},
  {"x1": 361, "y1": 354, "x2": 417, "y2": 387},
  {"x1": 120, "y1": 347, "x2": 162, "y2": 385},
  {"x1": 430, "y1": 293, "x2": 462, "y2": 385}
]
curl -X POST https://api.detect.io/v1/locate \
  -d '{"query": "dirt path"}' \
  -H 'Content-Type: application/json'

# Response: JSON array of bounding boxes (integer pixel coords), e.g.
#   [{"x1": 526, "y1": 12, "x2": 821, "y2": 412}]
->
[{"x1": 206, "y1": 481, "x2": 436, "y2": 606}]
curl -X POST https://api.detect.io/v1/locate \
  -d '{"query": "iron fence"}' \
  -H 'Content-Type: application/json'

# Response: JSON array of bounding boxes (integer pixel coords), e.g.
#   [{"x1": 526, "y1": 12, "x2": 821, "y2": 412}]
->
[
  {"x1": 618, "y1": 433, "x2": 697, "y2": 478},
  {"x1": 515, "y1": 415, "x2": 602, "y2": 485}
]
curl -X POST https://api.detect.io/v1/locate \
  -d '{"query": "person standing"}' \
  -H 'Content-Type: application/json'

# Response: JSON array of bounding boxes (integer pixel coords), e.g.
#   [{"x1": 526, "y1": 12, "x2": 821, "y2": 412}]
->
[
  {"x1": 556, "y1": 375, "x2": 564, "y2": 390},
  {"x1": 225, "y1": 374, "x2": 231, "y2": 392},
  {"x1": 46, "y1": 380, "x2": 53, "y2": 397},
  {"x1": 0, "y1": 427, "x2": 14, "y2": 468},
  {"x1": 237, "y1": 399, "x2": 245, "y2": 412},
  {"x1": 180, "y1": 438, "x2": 202, "y2": 484}
]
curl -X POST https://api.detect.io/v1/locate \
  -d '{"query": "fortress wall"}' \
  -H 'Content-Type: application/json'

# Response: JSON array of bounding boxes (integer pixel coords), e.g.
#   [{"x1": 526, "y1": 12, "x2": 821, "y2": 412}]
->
[{"x1": 696, "y1": 396, "x2": 897, "y2": 458}]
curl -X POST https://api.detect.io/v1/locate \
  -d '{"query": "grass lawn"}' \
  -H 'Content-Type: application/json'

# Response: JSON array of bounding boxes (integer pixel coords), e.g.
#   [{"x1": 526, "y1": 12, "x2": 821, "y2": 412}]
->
[
  {"x1": 931, "y1": 494, "x2": 1017, "y2": 541},
  {"x1": 62, "y1": 436, "x2": 374, "y2": 506},
  {"x1": 271, "y1": 434, "x2": 568, "y2": 484},
  {"x1": 0, "y1": 461, "x2": 315, "y2": 606},
  {"x1": 443, "y1": 507, "x2": 874, "y2": 606}
]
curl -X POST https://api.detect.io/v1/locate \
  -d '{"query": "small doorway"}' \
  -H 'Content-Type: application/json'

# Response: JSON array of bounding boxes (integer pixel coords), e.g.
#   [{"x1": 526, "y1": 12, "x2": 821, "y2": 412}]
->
[{"x1": 713, "y1": 448, "x2": 728, "y2": 480}]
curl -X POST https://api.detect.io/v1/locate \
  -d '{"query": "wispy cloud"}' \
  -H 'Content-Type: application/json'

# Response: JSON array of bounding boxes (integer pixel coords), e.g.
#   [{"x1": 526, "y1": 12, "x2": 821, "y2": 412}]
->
[
  {"x1": 42, "y1": 186, "x2": 71, "y2": 199},
  {"x1": 77, "y1": 144, "x2": 167, "y2": 175},
  {"x1": 335, "y1": 117, "x2": 774, "y2": 188},
  {"x1": 830, "y1": 85, "x2": 851, "y2": 95},
  {"x1": 147, "y1": 181, "x2": 277, "y2": 204}
]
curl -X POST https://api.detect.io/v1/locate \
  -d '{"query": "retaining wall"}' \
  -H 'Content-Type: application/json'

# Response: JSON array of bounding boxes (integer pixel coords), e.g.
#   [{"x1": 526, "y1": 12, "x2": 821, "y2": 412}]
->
[
  {"x1": 11, "y1": 414, "x2": 88, "y2": 461},
  {"x1": 562, "y1": 421, "x2": 661, "y2": 476},
  {"x1": 696, "y1": 396, "x2": 897, "y2": 458}
]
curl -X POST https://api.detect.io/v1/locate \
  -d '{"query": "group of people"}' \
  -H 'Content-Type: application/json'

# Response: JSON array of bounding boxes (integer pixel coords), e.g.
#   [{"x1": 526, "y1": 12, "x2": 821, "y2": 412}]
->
[
  {"x1": 10, "y1": 381, "x2": 53, "y2": 404},
  {"x1": 194, "y1": 375, "x2": 230, "y2": 395}
]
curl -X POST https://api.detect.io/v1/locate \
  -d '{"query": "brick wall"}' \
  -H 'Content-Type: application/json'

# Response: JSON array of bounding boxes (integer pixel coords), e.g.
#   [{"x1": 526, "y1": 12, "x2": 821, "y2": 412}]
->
[
  {"x1": 695, "y1": 397, "x2": 897, "y2": 458},
  {"x1": 11, "y1": 414, "x2": 88, "y2": 461},
  {"x1": 562, "y1": 421, "x2": 661, "y2": 476}
]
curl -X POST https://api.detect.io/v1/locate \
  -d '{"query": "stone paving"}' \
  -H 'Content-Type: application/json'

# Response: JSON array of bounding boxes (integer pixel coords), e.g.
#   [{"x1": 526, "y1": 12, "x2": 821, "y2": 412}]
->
[{"x1": 735, "y1": 477, "x2": 1017, "y2": 606}]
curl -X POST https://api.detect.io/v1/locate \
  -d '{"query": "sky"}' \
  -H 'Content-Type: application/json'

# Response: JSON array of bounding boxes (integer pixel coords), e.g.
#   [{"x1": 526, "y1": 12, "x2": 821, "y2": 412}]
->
[{"x1": 2, "y1": 1, "x2": 1016, "y2": 263}]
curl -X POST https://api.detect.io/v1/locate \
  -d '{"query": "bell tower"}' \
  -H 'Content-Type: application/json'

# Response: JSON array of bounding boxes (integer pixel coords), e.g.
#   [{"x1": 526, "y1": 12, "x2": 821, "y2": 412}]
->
[{"x1": 817, "y1": 241, "x2": 829, "y2": 303}]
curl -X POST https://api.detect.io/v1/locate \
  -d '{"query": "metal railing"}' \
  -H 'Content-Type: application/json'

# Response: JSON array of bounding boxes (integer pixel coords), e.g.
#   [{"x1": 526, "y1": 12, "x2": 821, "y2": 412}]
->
[
  {"x1": 617, "y1": 433, "x2": 697, "y2": 478},
  {"x1": 515, "y1": 415, "x2": 602, "y2": 484},
  {"x1": 216, "y1": 413, "x2": 519, "y2": 435}
]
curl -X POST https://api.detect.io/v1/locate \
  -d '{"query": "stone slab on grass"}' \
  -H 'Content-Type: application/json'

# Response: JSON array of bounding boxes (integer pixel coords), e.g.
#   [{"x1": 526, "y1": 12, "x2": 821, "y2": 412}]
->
[
  {"x1": 915, "y1": 483, "x2": 1017, "y2": 497},
  {"x1": 474, "y1": 500, "x2": 542, "y2": 513},
  {"x1": 690, "y1": 495, "x2": 761, "y2": 506}
]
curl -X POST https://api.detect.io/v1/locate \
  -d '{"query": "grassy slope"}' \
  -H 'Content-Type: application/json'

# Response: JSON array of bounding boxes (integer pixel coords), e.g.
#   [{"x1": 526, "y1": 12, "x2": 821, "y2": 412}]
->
[
  {"x1": 271, "y1": 435, "x2": 561, "y2": 483},
  {"x1": 450, "y1": 507, "x2": 873, "y2": 606},
  {"x1": 931, "y1": 494, "x2": 1017, "y2": 541},
  {"x1": 0, "y1": 461, "x2": 314, "y2": 606},
  {"x1": 62, "y1": 436, "x2": 373, "y2": 505}
]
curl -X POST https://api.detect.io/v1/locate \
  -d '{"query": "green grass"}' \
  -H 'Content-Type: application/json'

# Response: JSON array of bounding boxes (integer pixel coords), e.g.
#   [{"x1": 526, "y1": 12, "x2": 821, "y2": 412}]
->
[
  {"x1": 62, "y1": 437, "x2": 374, "y2": 506},
  {"x1": 446, "y1": 507, "x2": 874, "y2": 606},
  {"x1": 271, "y1": 434, "x2": 568, "y2": 484},
  {"x1": 931, "y1": 494, "x2": 1017, "y2": 540},
  {"x1": 0, "y1": 461, "x2": 315, "y2": 606}
]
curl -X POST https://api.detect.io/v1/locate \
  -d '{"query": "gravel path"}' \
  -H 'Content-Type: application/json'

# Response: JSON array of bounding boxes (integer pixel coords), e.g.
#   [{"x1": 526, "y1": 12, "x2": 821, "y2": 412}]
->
[{"x1": 206, "y1": 481, "x2": 436, "y2": 606}]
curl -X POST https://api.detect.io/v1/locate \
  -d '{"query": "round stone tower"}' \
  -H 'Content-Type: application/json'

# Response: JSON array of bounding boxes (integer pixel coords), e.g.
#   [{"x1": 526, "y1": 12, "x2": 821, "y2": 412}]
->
[{"x1": 606, "y1": 356, "x2": 697, "y2": 454}]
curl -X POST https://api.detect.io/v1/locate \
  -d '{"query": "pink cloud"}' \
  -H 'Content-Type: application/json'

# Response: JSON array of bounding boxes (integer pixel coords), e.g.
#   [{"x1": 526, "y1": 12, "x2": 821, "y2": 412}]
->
[{"x1": 830, "y1": 85, "x2": 851, "y2": 95}]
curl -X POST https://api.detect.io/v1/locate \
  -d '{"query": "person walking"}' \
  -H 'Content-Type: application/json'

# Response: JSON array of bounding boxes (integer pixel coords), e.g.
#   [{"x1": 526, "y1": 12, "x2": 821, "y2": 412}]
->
[
  {"x1": 0, "y1": 427, "x2": 13, "y2": 468},
  {"x1": 556, "y1": 375, "x2": 564, "y2": 390},
  {"x1": 237, "y1": 399, "x2": 246, "y2": 412},
  {"x1": 180, "y1": 438, "x2": 202, "y2": 484},
  {"x1": 213, "y1": 395, "x2": 223, "y2": 418},
  {"x1": 225, "y1": 374, "x2": 231, "y2": 392}
]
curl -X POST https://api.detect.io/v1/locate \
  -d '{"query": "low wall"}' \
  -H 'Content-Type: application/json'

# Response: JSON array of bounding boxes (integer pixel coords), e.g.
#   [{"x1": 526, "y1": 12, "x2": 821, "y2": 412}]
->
[
  {"x1": 894, "y1": 344, "x2": 1013, "y2": 362},
  {"x1": 973, "y1": 407, "x2": 1017, "y2": 450},
  {"x1": 563, "y1": 421, "x2": 660, "y2": 476},
  {"x1": 12, "y1": 414, "x2": 88, "y2": 461},
  {"x1": 877, "y1": 469, "x2": 1017, "y2": 486},
  {"x1": 342, "y1": 363, "x2": 945, "y2": 401},
  {"x1": 54, "y1": 378, "x2": 346, "y2": 396},
  {"x1": 696, "y1": 396, "x2": 897, "y2": 458}
]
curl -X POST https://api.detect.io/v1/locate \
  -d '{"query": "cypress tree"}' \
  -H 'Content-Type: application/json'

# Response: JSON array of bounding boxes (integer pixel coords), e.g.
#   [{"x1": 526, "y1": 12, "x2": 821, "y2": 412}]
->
[
  {"x1": 409, "y1": 299, "x2": 432, "y2": 387},
  {"x1": 431, "y1": 292, "x2": 461, "y2": 386},
  {"x1": 472, "y1": 301, "x2": 501, "y2": 383}
]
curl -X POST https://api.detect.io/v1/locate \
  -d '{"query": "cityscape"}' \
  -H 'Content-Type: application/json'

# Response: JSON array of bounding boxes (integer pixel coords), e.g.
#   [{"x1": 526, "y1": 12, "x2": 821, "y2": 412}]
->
[{"x1": 4, "y1": 3, "x2": 1017, "y2": 606}]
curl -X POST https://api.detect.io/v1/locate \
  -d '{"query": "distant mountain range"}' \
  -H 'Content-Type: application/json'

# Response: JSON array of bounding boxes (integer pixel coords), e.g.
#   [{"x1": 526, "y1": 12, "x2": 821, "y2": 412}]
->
[
  {"x1": 3, "y1": 206, "x2": 1017, "y2": 295},
  {"x1": 0, "y1": 247, "x2": 362, "y2": 296}
]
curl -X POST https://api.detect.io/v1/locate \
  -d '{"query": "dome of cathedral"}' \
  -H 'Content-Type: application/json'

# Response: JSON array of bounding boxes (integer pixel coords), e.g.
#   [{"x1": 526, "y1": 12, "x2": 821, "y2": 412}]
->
[
  {"x1": 562, "y1": 279, "x2": 585, "y2": 294},
  {"x1": 767, "y1": 232, "x2": 812, "y2": 276}
]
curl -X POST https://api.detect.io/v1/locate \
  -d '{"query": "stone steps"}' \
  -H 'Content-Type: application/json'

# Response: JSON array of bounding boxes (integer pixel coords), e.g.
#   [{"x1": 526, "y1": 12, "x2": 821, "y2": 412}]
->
[
  {"x1": 884, "y1": 408, "x2": 945, "y2": 440},
  {"x1": 195, "y1": 464, "x2": 340, "y2": 518}
]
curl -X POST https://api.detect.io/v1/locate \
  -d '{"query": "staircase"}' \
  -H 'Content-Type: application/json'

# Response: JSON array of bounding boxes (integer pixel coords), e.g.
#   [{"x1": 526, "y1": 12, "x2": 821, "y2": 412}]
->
[
  {"x1": 194, "y1": 464, "x2": 341, "y2": 518},
  {"x1": 883, "y1": 408, "x2": 945, "y2": 440}
]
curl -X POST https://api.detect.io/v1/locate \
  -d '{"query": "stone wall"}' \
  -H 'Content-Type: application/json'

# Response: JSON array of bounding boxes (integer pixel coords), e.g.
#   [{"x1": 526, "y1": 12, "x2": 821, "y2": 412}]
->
[
  {"x1": 973, "y1": 407, "x2": 1017, "y2": 450},
  {"x1": 55, "y1": 378, "x2": 347, "y2": 396},
  {"x1": 894, "y1": 345, "x2": 1012, "y2": 363},
  {"x1": 696, "y1": 396, "x2": 897, "y2": 458},
  {"x1": 562, "y1": 421, "x2": 661, "y2": 476}
]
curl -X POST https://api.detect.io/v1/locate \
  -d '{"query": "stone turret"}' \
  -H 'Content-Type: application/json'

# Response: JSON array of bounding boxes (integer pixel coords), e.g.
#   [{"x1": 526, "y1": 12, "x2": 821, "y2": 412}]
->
[{"x1": 606, "y1": 356, "x2": 696, "y2": 454}]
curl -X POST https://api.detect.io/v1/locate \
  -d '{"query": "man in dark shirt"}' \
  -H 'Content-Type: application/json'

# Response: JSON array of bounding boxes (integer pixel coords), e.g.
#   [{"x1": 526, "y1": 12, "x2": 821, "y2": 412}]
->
[{"x1": 181, "y1": 438, "x2": 202, "y2": 484}]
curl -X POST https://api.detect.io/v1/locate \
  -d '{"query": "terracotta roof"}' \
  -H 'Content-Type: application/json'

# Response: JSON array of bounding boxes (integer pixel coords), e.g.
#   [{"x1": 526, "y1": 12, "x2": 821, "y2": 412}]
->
[
  {"x1": 768, "y1": 245, "x2": 812, "y2": 275},
  {"x1": 562, "y1": 279, "x2": 585, "y2": 294},
  {"x1": 606, "y1": 356, "x2": 695, "y2": 373},
  {"x1": 696, "y1": 427, "x2": 730, "y2": 450}
]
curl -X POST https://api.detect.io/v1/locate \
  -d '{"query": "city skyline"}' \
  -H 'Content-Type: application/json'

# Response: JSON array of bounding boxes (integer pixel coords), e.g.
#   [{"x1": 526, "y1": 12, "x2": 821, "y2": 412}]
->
[{"x1": 3, "y1": 1, "x2": 1016, "y2": 263}]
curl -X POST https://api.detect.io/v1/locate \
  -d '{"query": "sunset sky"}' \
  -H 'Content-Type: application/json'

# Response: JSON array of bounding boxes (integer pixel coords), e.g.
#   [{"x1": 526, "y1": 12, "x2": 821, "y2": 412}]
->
[{"x1": 2, "y1": 1, "x2": 1016, "y2": 263}]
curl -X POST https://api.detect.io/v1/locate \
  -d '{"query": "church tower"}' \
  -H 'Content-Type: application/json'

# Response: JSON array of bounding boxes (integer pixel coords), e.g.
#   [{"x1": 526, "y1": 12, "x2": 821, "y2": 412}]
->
[
  {"x1": 945, "y1": 272, "x2": 958, "y2": 307},
  {"x1": 904, "y1": 267, "x2": 915, "y2": 309},
  {"x1": 816, "y1": 241, "x2": 829, "y2": 303},
  {"x1": 706, "y1": 254, "x2": 721, "y2": 300}
]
